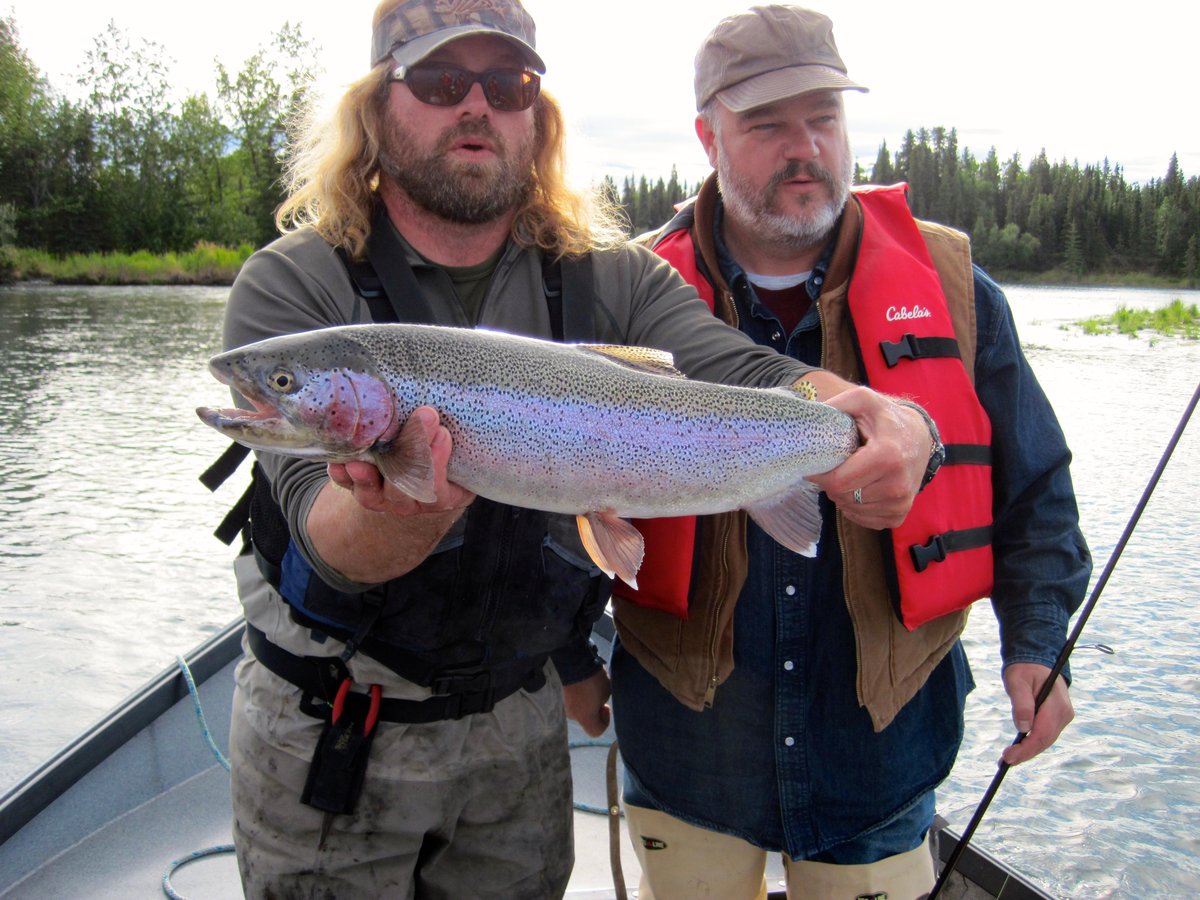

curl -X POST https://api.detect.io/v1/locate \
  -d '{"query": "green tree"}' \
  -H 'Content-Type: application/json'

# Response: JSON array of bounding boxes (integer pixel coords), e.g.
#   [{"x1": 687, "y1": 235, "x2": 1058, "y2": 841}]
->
[
  {"x1": 1062, "y1": 220, "x2": 1085, "y2": 278},
  {"x1": 174, "y1": 93, "x2": 242, "y2": 245},
  {"x1": 870, "y1": 139, "x2": 895, "y2": 184},
  {"x1": 216, "y1": 23, "x2": 320, "y2": 247},
  {"x1": 0, "y1": 16, "x2": 100, "y2": 252},
  {"x1": 80, "y1": 21, "x2": 189, "y2": 252}
]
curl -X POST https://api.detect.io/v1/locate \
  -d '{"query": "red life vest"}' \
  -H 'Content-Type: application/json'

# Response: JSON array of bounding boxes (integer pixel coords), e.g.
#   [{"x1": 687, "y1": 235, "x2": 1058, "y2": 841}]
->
[{"x1": 613, "y1": 185, "x2": 994, "y2": 630}]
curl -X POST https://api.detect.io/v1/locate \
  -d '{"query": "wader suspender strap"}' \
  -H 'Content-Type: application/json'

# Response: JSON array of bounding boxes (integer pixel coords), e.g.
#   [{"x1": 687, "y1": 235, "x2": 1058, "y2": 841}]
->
[
  {"x1": 201, "y1": 442, "x2": 252, "y2": 546},
  {"x1": 360, "y1": 207, "x2": 441, "y2": 323},
  {"x1": 544, "y1": 250, "x2": 596, "y2": 343}
]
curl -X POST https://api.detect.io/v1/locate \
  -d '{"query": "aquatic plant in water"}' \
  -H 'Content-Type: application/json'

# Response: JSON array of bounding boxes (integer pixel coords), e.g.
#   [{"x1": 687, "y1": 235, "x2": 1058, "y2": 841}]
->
[{"x1": 1074, "y1": 299, "x2": 1199, "y2": 339}]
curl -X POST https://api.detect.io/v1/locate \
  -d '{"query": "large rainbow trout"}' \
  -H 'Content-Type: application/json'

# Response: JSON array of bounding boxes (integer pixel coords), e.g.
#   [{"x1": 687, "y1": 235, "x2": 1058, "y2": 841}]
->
[{"x1": 197, "y1": 324, "x2": 858, "y2": 587}]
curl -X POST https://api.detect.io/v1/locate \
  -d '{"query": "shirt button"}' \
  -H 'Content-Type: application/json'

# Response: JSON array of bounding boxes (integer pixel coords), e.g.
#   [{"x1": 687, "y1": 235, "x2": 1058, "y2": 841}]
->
[
  {"x1": 784, "y1": 584, "x2": 796, "y2": 597},
  {"x1": 771, "y1": 331, "x2": 782, "y2": 342},
  {"x1": 784, "y1": 736, "x2": 795, "y2": 747},
  {"x1": 783, "y1": 660, "x2": 794, "y2": 671}
]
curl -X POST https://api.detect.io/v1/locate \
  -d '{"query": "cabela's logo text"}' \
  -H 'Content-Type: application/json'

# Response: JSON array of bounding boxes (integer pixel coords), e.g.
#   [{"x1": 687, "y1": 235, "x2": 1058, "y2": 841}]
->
[{"x1": 886, "y1": 305, "x2": 933, "y2": 321}]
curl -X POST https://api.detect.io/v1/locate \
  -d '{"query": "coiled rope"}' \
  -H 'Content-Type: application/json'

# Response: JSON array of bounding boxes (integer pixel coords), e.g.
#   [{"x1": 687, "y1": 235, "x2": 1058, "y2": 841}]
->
[{"x1": 161, "y1": 654, "x2": 235, "y2": 900}]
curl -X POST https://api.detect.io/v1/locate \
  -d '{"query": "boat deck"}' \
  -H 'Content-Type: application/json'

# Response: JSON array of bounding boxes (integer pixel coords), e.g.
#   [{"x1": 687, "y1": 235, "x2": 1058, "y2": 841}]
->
[{"x1": 0, "y1": 620, "x2": 1043, "y2": 899}]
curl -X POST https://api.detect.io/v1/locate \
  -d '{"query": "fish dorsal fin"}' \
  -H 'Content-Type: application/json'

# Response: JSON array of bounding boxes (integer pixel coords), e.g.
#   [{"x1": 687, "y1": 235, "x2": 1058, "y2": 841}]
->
[
  {"x1": 578, "y1": 344, "x2": 686, "y2": 379},
  {"x1": 373, "y1": 413, "x2": 437, "y2": 503},
  {"x1": 576, "y1": 510, "x2": 645, "y2": 589},
  {"x1": 745, "y1": 481, "x2": 825, "y2": 558}
]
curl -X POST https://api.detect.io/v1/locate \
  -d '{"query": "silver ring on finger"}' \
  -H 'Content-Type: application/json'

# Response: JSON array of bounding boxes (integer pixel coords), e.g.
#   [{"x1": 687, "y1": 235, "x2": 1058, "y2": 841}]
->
[{"x1": 853, "y1": 487, "x2": 863, "y2": 504}]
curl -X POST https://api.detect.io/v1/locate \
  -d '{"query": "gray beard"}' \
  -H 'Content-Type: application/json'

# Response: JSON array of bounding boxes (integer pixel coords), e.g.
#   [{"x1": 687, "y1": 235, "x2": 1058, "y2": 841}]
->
[
  {"x1": 380, "y1": 119, "x2": 534, "y2": 224},
  {"x1": 717, "y1": 154, "x2": 851, "y2": 252}
]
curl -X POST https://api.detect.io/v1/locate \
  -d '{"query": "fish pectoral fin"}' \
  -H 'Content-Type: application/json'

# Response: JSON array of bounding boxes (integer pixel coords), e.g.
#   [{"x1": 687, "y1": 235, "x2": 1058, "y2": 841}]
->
[
  {"x1": 372, "y1": 413, "x2": 437, "y2": 504},
  {"x1": 576, "y1": 511, "x2": 645, "y2": 589},
  {"x1": 746, "y1": 482, "x2": 824, "y2": 558},
  {"x1": 577, "y1": 345, "x2": 686, "y2": 379}
]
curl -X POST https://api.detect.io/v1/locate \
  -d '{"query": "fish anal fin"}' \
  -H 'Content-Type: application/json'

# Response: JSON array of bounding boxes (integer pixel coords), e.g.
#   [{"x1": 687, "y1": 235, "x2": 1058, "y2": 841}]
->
[
  {"x1": 373, "y1": 413, "x2": 437, "y2": 503},
  {"x1": 576, "y1": 511, "x2": 645, "y2": 589},
  {"x1": 746, "y1": 482, "x2": 824, "y2": 558},
  {"x1": 578, "y1": 345, "x2": 685, "y2": 379}
]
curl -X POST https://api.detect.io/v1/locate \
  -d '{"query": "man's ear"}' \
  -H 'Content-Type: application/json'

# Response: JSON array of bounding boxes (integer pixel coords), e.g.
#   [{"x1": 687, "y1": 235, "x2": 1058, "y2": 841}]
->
[{"x1": 695, "y1": 114, "x2": 719, "y2": 169}]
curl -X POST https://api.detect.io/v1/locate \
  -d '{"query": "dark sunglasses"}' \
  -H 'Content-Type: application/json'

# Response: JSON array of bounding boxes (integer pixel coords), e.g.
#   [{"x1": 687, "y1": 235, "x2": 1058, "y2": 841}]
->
[{"x1": 394, "y1": 63, "x2": 541, "y2": 112}]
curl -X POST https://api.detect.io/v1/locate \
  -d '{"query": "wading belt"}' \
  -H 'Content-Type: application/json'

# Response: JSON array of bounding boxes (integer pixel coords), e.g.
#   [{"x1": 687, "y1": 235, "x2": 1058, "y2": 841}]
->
[{"x1": 245, "y1": 622, "x2": 547, "y2": 725}]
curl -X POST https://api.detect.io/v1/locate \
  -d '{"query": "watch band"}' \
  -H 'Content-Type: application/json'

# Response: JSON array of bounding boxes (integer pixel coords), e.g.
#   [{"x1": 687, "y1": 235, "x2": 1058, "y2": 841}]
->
[{"x1": 893, "y1": 398, "x2": 945, "y2": 491}]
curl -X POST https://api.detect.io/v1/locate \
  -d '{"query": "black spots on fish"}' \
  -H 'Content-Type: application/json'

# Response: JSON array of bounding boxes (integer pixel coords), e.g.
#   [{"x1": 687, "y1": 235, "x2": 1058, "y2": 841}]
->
[{"x1": 326, "y1": 376, "x2": 356, "y2": 435}]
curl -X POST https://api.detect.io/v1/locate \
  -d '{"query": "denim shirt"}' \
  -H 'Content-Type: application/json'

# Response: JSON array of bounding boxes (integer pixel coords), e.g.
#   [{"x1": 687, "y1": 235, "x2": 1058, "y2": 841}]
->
[{"x1": 613, "y1": 203, "x2": 1090, "y2": 858}]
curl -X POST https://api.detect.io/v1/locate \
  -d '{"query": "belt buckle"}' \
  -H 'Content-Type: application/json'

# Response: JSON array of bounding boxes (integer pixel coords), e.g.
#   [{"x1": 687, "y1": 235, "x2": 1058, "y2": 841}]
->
[
  {"x1": 446, "y1": 684, "x2": 496, "y2": 720},
  {"x1": 431, "y1": 669, "x2": 492, "y2": 695}
]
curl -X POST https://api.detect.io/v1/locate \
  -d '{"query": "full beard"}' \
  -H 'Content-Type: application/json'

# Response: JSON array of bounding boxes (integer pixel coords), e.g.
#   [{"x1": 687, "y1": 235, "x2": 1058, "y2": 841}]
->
[
  {"x1": 717, "y1": 146, "x2": 852, "y2": 252},
  {"x1": 380, "y1": 118, "x2": 535, "y2": 224}
]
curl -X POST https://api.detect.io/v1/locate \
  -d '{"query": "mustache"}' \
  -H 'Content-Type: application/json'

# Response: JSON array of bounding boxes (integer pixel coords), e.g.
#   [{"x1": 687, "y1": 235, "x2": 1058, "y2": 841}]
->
[
  {"x1": 766, "y1": 160, "x2": 837, "y2": 194},
  {"x1": 435, "y1": 119, "x2": 506, "y2": 154}
]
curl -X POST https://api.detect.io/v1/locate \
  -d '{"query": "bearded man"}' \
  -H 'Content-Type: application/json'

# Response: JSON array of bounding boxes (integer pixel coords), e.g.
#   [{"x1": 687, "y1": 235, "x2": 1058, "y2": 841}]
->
[
  {"x1": 608, "y1": 7, "x2": 1091, "y2": 900},
  {"x1": 217, "y1": 1, "x2": 937, "y2": 897}
]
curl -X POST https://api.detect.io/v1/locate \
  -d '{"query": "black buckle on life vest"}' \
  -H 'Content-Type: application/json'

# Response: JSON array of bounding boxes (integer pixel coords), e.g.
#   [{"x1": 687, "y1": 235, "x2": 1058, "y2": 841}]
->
[
  {"x1": 880, "y1": 333, "x2": 962, "y2": 368},
  {"x1": 910, "y1": 525, "x2": 994, "y2": 572},
  {"x1": 911, "y1": 534, "x2": 948, "y2": 572}
]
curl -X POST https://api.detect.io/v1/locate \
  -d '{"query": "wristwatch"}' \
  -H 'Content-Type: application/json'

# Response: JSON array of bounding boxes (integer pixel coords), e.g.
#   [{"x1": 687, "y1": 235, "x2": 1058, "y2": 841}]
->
[
  {"x1": 920, "y1": 431, "x2": 946, "y2": 492},
  {"x1": 896, "y1": 400, "x2": 945, "y2": 492}
]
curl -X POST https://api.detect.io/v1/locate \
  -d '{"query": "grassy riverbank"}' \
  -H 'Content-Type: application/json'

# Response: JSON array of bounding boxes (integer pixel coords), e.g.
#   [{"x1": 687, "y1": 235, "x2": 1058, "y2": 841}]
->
[
  {"x1": 2, "y1": 245, "x2": 1197, "y2": 296},
  {"x1": 0, "y1": 243, "x2": 254, "y2": 286},
  {"x1": 986, "y1": 266, "x2": 1196, "y2": 291}
]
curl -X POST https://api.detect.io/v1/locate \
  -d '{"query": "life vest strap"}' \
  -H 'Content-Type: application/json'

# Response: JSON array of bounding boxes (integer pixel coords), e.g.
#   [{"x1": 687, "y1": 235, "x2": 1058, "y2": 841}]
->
[
  {"x1": 880, "y1": 333, "x2": 962, "y2": 368},
  {"x1": 910, "y1": 525, "x2": 993, "y2": 573},
  {"x1": 944, "y1": 443, "x2": 992, "y2": 466}
]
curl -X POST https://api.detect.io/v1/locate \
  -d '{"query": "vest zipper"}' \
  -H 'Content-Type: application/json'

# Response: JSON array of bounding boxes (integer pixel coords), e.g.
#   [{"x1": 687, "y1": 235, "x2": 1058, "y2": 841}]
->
[
  {"x1": 722, "y1": 288, "x2": 739, "y2": 331},
  {"x1": 703, "y1": 521, "x2": 733, "y2": 708},
  {"x1": 817, "y1": 296, "x2": 867, "y2": 707}
]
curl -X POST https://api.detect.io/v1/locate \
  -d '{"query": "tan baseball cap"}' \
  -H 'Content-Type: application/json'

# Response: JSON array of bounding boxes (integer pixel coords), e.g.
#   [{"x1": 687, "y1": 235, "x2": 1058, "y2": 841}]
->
[
  {"x1": 371, "y1": 0, "x2": 545, "y2": 73},
  {"x1": 694, "y1": 5, "x2": 867, "y2": 112}
]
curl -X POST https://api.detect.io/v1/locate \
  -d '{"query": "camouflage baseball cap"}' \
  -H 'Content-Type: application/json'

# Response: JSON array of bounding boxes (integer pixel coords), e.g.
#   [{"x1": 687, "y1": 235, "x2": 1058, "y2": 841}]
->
[
  {"x1": 371, "y1": 0, "x2": 545, "y2": 73},
  {"x1": 694, "y1": 5, "x2": 866, "y2": 112}
]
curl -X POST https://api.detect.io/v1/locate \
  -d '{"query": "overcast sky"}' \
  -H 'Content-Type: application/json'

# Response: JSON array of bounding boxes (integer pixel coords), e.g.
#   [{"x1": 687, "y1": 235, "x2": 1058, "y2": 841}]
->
[{"x1": 5, "y1": 0, "x2": 1196, "y2": 187}]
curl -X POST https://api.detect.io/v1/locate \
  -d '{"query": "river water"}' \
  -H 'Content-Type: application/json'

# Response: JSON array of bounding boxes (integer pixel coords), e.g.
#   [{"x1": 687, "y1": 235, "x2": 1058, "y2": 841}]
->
[{"x1": 1, "y1": 281, "x2": 1197, "y2": 897}]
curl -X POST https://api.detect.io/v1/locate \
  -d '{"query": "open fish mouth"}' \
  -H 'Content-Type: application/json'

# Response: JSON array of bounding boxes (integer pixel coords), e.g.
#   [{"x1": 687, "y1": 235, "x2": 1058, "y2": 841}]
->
[{"x1": 195, "y1": 398, "x2": 318, "y2": 453}]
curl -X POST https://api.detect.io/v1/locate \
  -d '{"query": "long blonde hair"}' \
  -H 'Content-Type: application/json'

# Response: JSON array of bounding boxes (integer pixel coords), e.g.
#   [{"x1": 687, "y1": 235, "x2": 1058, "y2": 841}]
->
[{"x1": 276, "y1": 63, "x2": 627, "y2": 259}]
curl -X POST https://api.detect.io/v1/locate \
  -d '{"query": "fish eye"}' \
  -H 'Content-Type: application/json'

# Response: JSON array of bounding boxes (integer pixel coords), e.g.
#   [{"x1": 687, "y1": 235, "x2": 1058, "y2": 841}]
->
[{"x1": 268, "y1": 368, "x2": 300, "y2": 393}]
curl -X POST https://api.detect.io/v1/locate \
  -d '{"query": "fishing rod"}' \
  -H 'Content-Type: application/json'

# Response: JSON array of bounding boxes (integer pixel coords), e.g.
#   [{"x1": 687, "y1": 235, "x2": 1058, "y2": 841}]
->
[{"x1": 929, "y1": 378, "x2": 1200, "y2": 899}]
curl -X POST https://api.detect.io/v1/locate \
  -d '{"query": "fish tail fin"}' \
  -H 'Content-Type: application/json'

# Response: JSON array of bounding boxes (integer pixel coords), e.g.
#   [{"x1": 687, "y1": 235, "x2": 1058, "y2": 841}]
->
[{"x1": 746, "y1": 482, "x2": 824, "y2": 558}]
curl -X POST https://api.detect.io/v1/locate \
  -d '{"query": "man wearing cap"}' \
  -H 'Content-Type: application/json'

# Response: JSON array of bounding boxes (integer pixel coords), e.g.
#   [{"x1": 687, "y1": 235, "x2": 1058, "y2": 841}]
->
[
  {"x1": 216, "y1": 1, "x2": 939, "y2": 896},
  {"x1": 609, "y1": 6, "x2": 1090, "y2": 898}
]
